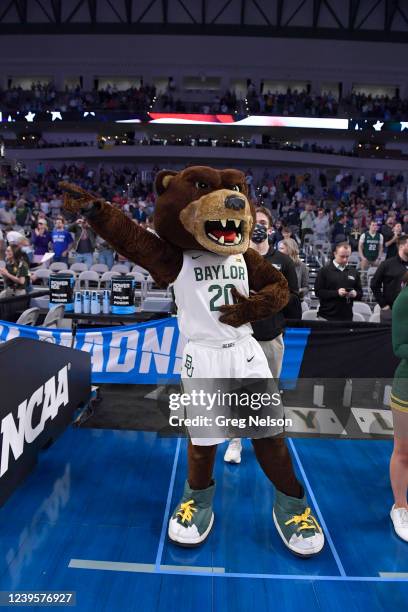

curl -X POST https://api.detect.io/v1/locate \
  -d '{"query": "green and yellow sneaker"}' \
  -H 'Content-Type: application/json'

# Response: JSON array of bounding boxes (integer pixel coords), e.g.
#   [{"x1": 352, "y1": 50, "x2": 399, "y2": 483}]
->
[
  {"x1": 168, "y1": 480, "x2": 215, "y2": 547},
  {"x1": 273, "y1": 489, "x2": 324, "y2": 557}
]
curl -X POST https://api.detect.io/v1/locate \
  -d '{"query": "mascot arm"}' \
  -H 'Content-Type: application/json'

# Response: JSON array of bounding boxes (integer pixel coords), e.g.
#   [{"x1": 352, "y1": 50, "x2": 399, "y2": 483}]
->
[
  {"x1": 60, "y1": 182, "x2": 183, "y2": 287},
  {"x1": 218, "y1": 248, "x2": 289, "y2": 328}
]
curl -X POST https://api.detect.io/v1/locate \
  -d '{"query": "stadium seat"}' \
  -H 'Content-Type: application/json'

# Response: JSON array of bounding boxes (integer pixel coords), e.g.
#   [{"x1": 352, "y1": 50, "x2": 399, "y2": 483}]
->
[
  {"x1": 131, "y1": 265, "x2": 149, "y2": 276},
  {"x1": 353, "y1": 302, "x2": 372, "y2": 321},
  {"x1": 348, "y1": 252, "x2": 360, "y2": 266},
  {"x1": 352, "y1": 312, "x2": 365, "y2": 322},
  {"x1": 50, "y1": 262, "x2": 68, "y2": 272},
  {"x1": 34, "y1": 268, "x2": 51, "y2": 286},
  {"x1": 42, "y1": 304, "x2": 66, "y2": 328},
  {"x1": 301, "y1": 301, "x2": 309, "y2": 313},
  {"x1": 16, "y1": 307, "x2": 40, "y2": 326},
  {"x1": 111, "y1": 264, "x2": 130, "y2": 274},
  {"x1": 78, "y1": 270, "x2": 100, "y2": 289},
  {"x1": 99, "y1": 271, "x2": 117, "y2": 287},
  {"x1": 70, "y1": 263, "x2": 89, "y2": 273},
  {"x1": 57, "y1": 269, "x2": 76, "y2": 277},
  {"x1": 90, "y1": 263, "x2": 109, "y2": 274},
  {"x1": 302, "y1": 309, "x2": 319, "y2": 320},
  {"x1": 369, "y1": 312, "x2": 381, "y2": 323},
  {"x1": 130, "y1": 271, "x2": 146, "y2": 283}
]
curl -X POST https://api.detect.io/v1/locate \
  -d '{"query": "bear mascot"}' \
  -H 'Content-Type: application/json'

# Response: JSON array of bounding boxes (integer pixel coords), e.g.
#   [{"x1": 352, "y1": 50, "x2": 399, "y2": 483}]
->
[{"x1": 61, "y1": 166, "x2": 324, "y2": 557}]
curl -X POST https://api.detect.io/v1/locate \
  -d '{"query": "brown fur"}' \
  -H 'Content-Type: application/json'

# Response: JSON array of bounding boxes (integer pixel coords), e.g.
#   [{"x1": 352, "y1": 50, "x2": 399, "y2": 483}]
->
[
  {"x1": 60, "y1": 165, "x2": 288, "y2": 322},
  {"x1": 154, "y1": 166, "x2": 253, "y2": 252},
  {"x1": 179, "y1": 189, "x2": 253, "y2": 256},
  {"x1": 218, "y1": 248, "x2": 289, "y2": 327}
]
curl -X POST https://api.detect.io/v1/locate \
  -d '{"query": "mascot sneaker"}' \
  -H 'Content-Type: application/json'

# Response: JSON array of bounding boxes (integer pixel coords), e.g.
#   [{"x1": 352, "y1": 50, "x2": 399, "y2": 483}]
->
[
  {"x1": 273, "y1": 489, "x2": 324, "y2": 557},
  {"x1": 224, "y1": 439, "x2": 242, "y2": 464},
  {"x1": 390, "y1": 505, "x2": 408, "y2": 542},
  {"x1": 168, "y1": 481, "x2": 215, "y2": 547}
]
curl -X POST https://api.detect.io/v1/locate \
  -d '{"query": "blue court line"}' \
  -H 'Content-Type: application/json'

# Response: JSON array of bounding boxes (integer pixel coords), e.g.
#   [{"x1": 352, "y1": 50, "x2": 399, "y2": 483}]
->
[
  {"x1": 288, "y1": 438, "x2": 347, "y2": 577},
  {"x1": 69, "y1": 559, "x2": 408, "y2": 583},
  {"x1": 154, "y1": 437, "x2": 182, "y2": 571}
]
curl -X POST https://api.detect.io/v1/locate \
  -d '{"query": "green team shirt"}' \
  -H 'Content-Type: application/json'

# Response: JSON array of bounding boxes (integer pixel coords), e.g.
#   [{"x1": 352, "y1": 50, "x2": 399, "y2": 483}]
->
[
  {"x1": 5, "y1": 259, "x2": 30, "y2": 290},
  {"x1": 391, "y1": 286, "x2": 408, "y2": 406},
  {"x1": 360, "y1": 231, "x2": 382, "y2": 261}
]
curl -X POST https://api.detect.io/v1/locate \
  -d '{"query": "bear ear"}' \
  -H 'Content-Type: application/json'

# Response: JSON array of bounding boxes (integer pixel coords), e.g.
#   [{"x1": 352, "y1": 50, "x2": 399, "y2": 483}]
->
[{"x1": 155, "y1": 170, "x2": 178, "y2": 195}]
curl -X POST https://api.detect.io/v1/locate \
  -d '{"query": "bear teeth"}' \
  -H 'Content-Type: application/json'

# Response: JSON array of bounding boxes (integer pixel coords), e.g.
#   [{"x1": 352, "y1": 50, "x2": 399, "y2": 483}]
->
[
  {"x1": 218, "y1": 236, "x2": 225, "y2": 244},
  {"x1": 233, "y1": 235, "x2": 241, "y2": 244},
  {"x1": 233, "y1": 220, "x2": 240, "y2": 228},
  {"x1": 220, "y1": 219, "x2": 227, "y2": 228}
]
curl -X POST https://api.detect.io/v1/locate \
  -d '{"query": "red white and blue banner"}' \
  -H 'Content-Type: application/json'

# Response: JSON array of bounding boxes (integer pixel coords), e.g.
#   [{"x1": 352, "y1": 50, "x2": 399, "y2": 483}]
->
[{"x1": 1, "y1": 110, "x2": 406, "y2": 133}]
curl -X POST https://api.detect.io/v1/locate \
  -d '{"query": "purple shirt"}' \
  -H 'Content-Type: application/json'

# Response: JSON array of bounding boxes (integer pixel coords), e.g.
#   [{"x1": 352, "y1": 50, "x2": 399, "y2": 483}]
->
[{"x1": 32, "y1": 231, "x2": 52, "y2": 255}]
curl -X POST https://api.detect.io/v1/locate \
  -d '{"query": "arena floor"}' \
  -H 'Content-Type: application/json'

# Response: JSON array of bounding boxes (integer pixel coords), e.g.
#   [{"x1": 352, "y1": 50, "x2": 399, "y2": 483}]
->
[{"x1": 1, "y1": 429, "x2": 407, "y2": 611}]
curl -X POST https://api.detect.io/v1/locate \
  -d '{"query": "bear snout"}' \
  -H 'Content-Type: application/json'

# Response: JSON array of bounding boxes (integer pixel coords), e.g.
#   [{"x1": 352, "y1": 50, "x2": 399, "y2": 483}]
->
[{"x1": 224, "y1": 195, "x2": 245, "y2": 211}]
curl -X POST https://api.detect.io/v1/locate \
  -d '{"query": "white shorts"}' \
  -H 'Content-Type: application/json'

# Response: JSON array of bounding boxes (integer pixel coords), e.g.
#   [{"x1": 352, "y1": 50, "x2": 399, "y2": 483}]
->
[
  {"x1": 181, "y1": 335, "x2": 272, "y2": 379},
  {"x1": 180, "y1": 335, "x2": 283, "y2": 445}
]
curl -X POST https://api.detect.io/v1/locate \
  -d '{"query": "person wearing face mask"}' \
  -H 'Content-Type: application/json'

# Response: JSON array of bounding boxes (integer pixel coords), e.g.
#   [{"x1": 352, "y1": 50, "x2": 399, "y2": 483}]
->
[{"x1": 224, "y1": 207, "x2": 301, "y2": 464}]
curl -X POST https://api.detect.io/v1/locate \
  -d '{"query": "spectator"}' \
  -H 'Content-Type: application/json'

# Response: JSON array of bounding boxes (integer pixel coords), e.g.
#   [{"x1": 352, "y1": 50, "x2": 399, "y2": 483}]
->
[
  {"x1": 299, "y1": 201, "x2": 315, "y2": 244},
  {"x1": 281, "y1": 225, "x2": 300, "y2": 245},
  {"x1": 0, "y1": 202, "x2": 16, "y2": 229},
  {"x1": 224, "y1": 206, "x2": 300, "y2": 464},
  {"x1": 312, "y1": 208, "x2": 330, "y2": 242},
  {"x1": 358, "y1": 220, "x2": 384, "y2": 270},
  {"x1": 251, "y1": 207, "x2": 302, "y2": 346},
  {"x1": 0, "y1": 244, "x2": 30, "y2": 298},
  {"x1": 49, "y1": 193, "x2": 63, "y2": 219},
  {"x1": 384, "y1": 222, "x2": 405, "y2": 259},
  {"x1": 402, "y1": 213, "x2": 408, "y2": 234},
  {"x1": 15, "y1": 198, "x2": 30, "y2": 227},
  {"x1": 69, "y1": 217, "x2": 96, "y2": 268},
  {"x1": 31, "y1": 219, "x2": 52, "y2": 264},
  {"x1": 314, "y1": 243, "x2": 363, "y2": 321},
  {"x1": 51, "y1": 216, "x2": 73, "y2": 264},
  {"x1": 348, "y1": 218, "x2": 362, "y2": 252},
  {"x1": 95, "y1": 235, "x2": 115, "y2": 269},
  {"x1": 278, "y1": 238, "x2": 309, "y2": 300},
  {"x1": 331, "y1": 215, "x2": 349, "y2": 246},
  {"x1": 381, "y1": 217, "x2": 396, "y2": 254},
  {"x1": 371, "y1": 236, "x2": 408, "y2": 323},
  {"x1": 131, "y1": 201, "x2": 147, "y2": 224}
]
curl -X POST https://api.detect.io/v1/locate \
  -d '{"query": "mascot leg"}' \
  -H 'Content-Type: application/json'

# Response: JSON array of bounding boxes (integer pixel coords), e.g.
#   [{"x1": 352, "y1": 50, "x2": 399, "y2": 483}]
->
[
  {"x1": 168, "y1": 442, "x2": 217, "y2": 546},
  {"x1": 252, "y1": 437, "x2": 325, "y2": 557}
]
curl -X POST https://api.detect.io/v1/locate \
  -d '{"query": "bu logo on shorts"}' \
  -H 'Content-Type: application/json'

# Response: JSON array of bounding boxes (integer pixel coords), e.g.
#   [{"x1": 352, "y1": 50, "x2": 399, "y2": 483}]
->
[{"x1": 184, "y1": 354, "x2": 194, "y2": 377}]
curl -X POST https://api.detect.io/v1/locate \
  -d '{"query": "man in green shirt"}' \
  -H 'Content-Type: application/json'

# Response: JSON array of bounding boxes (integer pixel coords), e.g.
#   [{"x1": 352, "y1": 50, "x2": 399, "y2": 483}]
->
[{"x1": 358, "y1": 221, "x2": 383, "y2": 270}]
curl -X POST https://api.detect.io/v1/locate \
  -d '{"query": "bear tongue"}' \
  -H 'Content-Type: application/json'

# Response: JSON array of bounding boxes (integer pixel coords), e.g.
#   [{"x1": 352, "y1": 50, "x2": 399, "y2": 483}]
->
[{"x1": 212, "y1": 229, "x2": 236, "y2": 241}]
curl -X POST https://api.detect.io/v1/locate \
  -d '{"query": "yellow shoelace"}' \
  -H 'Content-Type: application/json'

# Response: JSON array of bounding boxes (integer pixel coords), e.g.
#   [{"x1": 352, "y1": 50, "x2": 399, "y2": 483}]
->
[
  {"x1": 176, "y1": 500, "x2": 197, "y2": 524},
  {"x1": 285, "y1": 507, "x2": 321, "y2": 533}
]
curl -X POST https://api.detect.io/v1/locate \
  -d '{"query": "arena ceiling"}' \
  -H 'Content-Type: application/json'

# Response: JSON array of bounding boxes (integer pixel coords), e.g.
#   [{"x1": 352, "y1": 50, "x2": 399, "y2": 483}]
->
[{"x1": 0, "y1": 0, "x2": 407, "y2": 42}]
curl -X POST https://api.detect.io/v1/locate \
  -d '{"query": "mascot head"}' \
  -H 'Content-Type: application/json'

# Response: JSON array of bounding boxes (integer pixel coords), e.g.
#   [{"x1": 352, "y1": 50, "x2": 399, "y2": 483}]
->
[{"x1": 154, "y1": 166, "x2": 255, "y2": 255}]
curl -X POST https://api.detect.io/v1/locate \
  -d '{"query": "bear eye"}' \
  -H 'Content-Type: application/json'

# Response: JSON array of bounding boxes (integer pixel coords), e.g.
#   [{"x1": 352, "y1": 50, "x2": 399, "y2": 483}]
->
[
  {"x1": 230, "y1": 184, "x2": 242, "y2": 192},
  {"x1": 195, "y1": 181, "x2": 209, "y2": 190}
]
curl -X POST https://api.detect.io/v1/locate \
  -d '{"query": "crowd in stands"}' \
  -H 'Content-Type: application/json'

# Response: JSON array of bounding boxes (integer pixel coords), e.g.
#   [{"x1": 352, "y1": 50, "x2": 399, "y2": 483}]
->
[
  {"x1": 0, "y1": 161, "x2": 407, "y2": 319},
  {"x1": 8, "y1": 135, "x2": 355, "y2": 158},
  {"x1": 1, "y1": 81, "x2": 408, "y2": 121},
  {"x1": 1, "y1": 82, "x2": 156, "y2": 113}
]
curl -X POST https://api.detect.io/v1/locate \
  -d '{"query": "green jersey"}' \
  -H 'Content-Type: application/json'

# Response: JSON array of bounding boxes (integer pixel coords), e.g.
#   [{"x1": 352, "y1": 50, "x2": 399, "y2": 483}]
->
[{"x1": 360, "y1": 231, "x2": 383, "y2": 261}]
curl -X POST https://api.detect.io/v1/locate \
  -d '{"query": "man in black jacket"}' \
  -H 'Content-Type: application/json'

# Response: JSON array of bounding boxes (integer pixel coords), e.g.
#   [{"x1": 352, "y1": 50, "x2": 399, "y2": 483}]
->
[
  {"x1": 224, "y1": 206, "x2": 301, "y2": 463},
  {"x1": 314, "y1": 242, "x2": 363, "y2": 321},
  {"x1": 371, "y1": 235, "x2": 408, "y2": 323}
]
